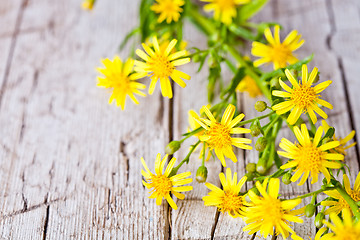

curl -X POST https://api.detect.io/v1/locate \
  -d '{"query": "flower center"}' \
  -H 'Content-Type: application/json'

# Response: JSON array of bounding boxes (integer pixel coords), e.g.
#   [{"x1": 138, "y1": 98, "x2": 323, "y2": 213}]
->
[
  {"x1": 163, "y1": 1, "x2": 180, "y2": 13},
  {"x1": 271, "y1": 44, "x2": 292, "y2": 66},
  {"x1": 297, "y1": 144, "x2": 323, "y2": 172},
  {"x1": 257, "y1": 197, "x2": 285, "y2": 226},
  {"x1": 113, "y1": 74, "x2": 130, "y2": 91},
  {"x1": 216, "y1": 0, "x2": 236, "y2": 10},
  {"x1": 339, "y1": 190, "x2": 360, "y2": 212},
  {"x1": 335, "y1": 227, "x2": 360, "y2": 240},
  {"x1": 149, "y1": 54, "x2": 174, "y2": 79},
  {"x1": 291, "y1": 84, "x2": 317, "y2": 109},
  {"x1": 150, "y1": 174, "x2": 172, "y2": 196},
  {"x1": 207, "y1": 122, "x2": 232, "y2": 149},
  {"x1": 220, "y1": 191, "x2": 243, "y2": 214}
]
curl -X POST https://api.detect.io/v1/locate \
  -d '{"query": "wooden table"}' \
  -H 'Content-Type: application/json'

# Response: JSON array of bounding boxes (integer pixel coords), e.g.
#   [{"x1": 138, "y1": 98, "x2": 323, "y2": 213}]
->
[{"x1": 0, "y1": 0, "x2": 359, "y2": 239}]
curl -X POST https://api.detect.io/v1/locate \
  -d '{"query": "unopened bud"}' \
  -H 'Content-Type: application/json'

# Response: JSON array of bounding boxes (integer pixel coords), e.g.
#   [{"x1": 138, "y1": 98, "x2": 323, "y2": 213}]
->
[
  {"x1": 315, "y1": 213, "x2": 325, "y2": 228},
  {"x1": 255, "y1": 101, "x2": 267, "y2": 112},
  {"x1": 250, "y1": 124, "x2": 261, "y2": 137},
  {"x1": 196, "y1": 166, "x2": 208, "y2": 183},
  {"x1": 282, "y1": 172, "x2": 292, "y2": 185},
  {"x1": 245, "y1": 172, "x2": 255, "y2": 181},
  {"x1": 255, "y1": 137, "x2": 267, "y2": 152},
  {"x1": 305, "y1": 204, "x2": 316, "y2": 217},
  {"x1": 246, "y1": 163, "x2": 257, "y2": 173},
  {"x1": 270, "y1": 77, "x2": 280, "y2": 88},
  {"x1": 192, "y1": 54, "x2": 201, "y2": 63},
  {"x1": 165, "y1": 141, "x2": 181, "y2": 155}
]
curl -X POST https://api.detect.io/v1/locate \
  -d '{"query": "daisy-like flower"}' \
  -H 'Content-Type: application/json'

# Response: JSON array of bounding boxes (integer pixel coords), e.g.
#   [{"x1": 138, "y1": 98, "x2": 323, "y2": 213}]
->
[
  {"x1": 322, "y1": 173, "x2": 360, "y2": 215},
  {"x1": 191, "y1": 104, "x2": 252, "y2": 167},
  {"x1": 97, "y1": 57, "x2": 146, "y2": 110},
  {"x1": 135, "y1": 36, "x2": 191, "y2": 98},
  {"x1": 315, "y1": 208, "x2": 360, "y2": 240},
  {"x1": 243, "y1": 178, "x2": 304, "y2": 239},
  {"x1": 201, "y1": 0, "x2": 250, "y2": 25},
  {"x1": 279, "y1": 124, "x2": 344, "y2": 185},
  {"x1": 203, "y1": 168, "x2": 247, "y2": 218},
  {"x1": 322, "y1": 120, "x2": 356, "y2": 156},
  {"x1": 252, "y1": 25, "x2": 304, "y2": 69},
  {"x1": 188, "y1": 108, "x2": 211, "y2": 161},
  {"x1": 82, "y1": 0, "x2": 95, "y2": 10},
  {"x1": 151, "y1": 0, "x2": 185, "y2": 24},
  {"x1": 141, "y1": 154, "x2": 193, "y2": 210},
  {"x1": 236, "y1": 75, "x2": 262, "y2": 98},
  {"x1": 272, "y1": 64, "x2": 333, "y2": 125}
]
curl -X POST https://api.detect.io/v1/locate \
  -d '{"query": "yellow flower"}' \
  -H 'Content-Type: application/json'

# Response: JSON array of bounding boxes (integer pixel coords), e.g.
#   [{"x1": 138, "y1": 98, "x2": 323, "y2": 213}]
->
[
  {"x1": 82, "y1": 0, "x2": 95, "y2": 10},
  {"x1": 322, "y1": 173, "x2": 360, "y2": 215},
  {"x1": 279, "y1": 124, "x2": 344, "y2": 185},
  {"x1": 191, "y1": 104, "x2": 252, "y2": 167},
  {"x1": 203, "y1": 168, "x2": 247, "y2": 218},
  {"x1": 272, "y1": 64, "x2": 333, "y2": 125},
  {"x1": 135, "y1": 36, "x2": 191, "y2": 98},
  {"x1": 252, "y1": 25, "x2": 304, "y2": 69},
  {"x1": 243, "y1": 178, "x2": 304, "y2": 239},
  {"x1": 151, "y1": 0, "x2": 185, "y2": 24},
  {"x1": 141, "y1": 154, "x2": 193, "y2": 210},
  {"x1": 188, "y1": 108, "x2": 211, "y2": 161},
  {"x1": 97, "y1": 57, "x2": 146, "y2": 110},
  {"x1": 316, "y1": 208, "x2": 360, "y2": 240},
  {"x1": 236, "y1": 75, "x2": 262, "y2": 98},
  {"x1": 322, "y1": 120, "x2": 356, "y2": 156},
  {"x1": 201, "y1": 0, "x2": 250, "y2": 25}
]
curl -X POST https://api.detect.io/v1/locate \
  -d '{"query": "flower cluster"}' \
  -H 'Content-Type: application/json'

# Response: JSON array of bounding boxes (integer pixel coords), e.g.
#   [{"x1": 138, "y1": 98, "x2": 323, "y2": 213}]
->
[{"x1": 89, "y1": 0, "x2": 359, "y2": 239}]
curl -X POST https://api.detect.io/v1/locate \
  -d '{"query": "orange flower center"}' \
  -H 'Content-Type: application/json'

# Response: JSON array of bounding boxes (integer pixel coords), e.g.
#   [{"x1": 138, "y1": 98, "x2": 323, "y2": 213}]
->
[
  {"x1": 207, "y1": 122, "x2": 232, "y2": 149},
  {"x1": 297, "y1": 144, "x2": 323, "y2": 172},
  {"x1": 270, "y1": 44, "x2": 292, "y2": 67},
  {"x1": 149, "y1": 54, "x2": 174, "y2": 79},
  {"x1": 149, "y1": 174, "x2": 172, "y2": 196},
  {"x1": 291, "y1": 84, "x2": 317, "y2": 109},
  {"x1": 334, "y1": 227, "x2": 360, "y2": 240},
  {"x1": 220, "y1": 191, "x2": 243, "y2": 214}
]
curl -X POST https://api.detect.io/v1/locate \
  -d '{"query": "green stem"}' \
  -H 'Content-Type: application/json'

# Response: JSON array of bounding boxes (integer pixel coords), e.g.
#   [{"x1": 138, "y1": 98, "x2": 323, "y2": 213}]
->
[
  {"x1": 263, "y1": 115, "x2": 280, "y2": 137},
  {"x1": 223, "y1": 44, "x2": 272, "y2": 100},
  {"x1": 237, "y1": 111, "x2": 275, "y2": 127},
  {"x1": 186, "y1": 7, "x2": 216, "y2": 36},
  {"x1": 170, "y1": 140, "x2": 201, "y2": 177},
  {"x1": 335, "y1": 184, "x2": 360, "y2": 219},
  {"x1": 294, "y1": 188, "x2": 334, "y2": 200}
]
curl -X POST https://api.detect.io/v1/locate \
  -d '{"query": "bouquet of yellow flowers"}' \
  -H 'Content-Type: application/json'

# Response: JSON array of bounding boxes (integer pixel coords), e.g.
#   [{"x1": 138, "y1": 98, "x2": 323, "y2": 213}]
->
[{"x1": 88, "y1": 0, "x2": 358, "y2": 239}]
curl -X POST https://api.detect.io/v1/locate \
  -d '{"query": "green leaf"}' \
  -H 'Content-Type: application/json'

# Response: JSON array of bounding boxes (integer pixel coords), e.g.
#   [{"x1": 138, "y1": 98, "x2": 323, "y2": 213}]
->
[
  {"x1": 119, "y1": 28, "x2": 140, "y2": 51},
  {"x1": 238, "y1": 0, "x2": 269, "y2": 22},
  {"x1": 228, "y1": 24, "x2": 256, "y2": 41},
  {"x1": 220, "y1": 67, "x2": 246, "y2": 100}
]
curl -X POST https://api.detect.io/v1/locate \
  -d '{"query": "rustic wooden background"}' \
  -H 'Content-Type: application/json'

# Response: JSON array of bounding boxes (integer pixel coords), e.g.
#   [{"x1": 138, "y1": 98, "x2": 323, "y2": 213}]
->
[{"x1": 0, "y1": 0, "x2": 359, "y2": 239}]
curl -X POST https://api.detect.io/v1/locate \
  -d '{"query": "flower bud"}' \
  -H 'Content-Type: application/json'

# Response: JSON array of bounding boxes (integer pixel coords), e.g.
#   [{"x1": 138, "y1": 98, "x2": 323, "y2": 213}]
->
[
  {"x1": 305, "y1": 204, "x2": 316, "y2": 217},
  {"x1": 255, "y1": 137, "x2": 267, "y2": 152},
  {"x1": 165, "y1": 141, "x2": 181, "y2": 155},
  {"x1": 246, "y1": 163, "x2": 257, "y2": 173},
  {"x1": 270, "y1": 77, "x2": 280, "y2": 88},
  {"x1": 255, "y1": 101, "x2": 267, "y2": 112},
  {"x1": 245, "y1": 172, "x2": 255, "y2": 181},
  {"x1": 196, "y1": 166, "x2": 208, "y2": 183},
  {"x1": 282, "y1": 172, "x2": 292, "y2": 185},
  {"x1": 315, "y1": 212, "x2": 325, "y2": 228},
  {"x1": 250, "y1": 124, "x2": 261, "y2": 137},
  {"x1": 192, "y1": 54, "x2": 202, "y2": 63}
]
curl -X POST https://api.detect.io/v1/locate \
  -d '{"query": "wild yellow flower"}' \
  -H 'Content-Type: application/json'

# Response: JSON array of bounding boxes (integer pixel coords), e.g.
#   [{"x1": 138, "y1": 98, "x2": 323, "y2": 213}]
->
[
  {"x1": 252, "y1": 25, "x2": 304, "y2": 69},
  {"x1": 82, "y1": 0, "x2": 95, "y2": 10},
  {"x1": 322, "y1": 173, "x2": 360, "y2": 216},
  {"x1": 191, "y1": 104, "x2": 252, "y2": 167},
  {"x1": 141, "y1": 154, "x2": 193, "y2": 210},
  {"x1": 201, "y1": 0, "x2": 250, "y2": 25},
  {"x1": 279, "y1": 124, "x2": 344, "y2": 185},
  {"x1": 316, "y1": 208, "x2": 360, "y2": 240},
  {"x1": 236, "y1": 75, "x2": 262, "y2": 98},
  {"x1": 243, "y1": 178, "x2": 304, "y2": 239},
  {"x1": 188, "y1": 108, "x2": 211, "y2": 161},
  {"x1": 135, "y1": 36, "x2": 191, "y2": 98},
  {"x1": 322, "y1": 120, "x2": 356, "y2": 156},
  {"x1": 272, "y1": 64, "x2": 333, "y2": 125},
  {"x1": 203, "y1": 168, "x2": 247, "y2": 218},
  {"x1": 97, "y1": 57, "x2": 146, "y2": 110},
  {"x1": 151, "y1": 0, "x2": 185, "y2": 24}
]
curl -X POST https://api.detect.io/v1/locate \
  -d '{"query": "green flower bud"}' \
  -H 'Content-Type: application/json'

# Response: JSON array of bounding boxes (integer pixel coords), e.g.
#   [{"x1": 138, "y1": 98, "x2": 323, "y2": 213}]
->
[
  {"x1": 254, "y1": 101, "x2": 267, "y2": 112},
  {"x1": 250, "y1": 124, "x2": 261, "y2": 137},
  {"x1": 270, "y1": 77, "x2": 280, "y2": 88},
  {"x1": 165, "y1": 141, "x2": 181, "y2": 155},
  {"x1": 315, "y1": 212, "x2": 325, "y2": 228},
  {"x1": 282, "y1": 172, "x2": 292, "y2": 185},
  {"x1": 305, "y1": 204, "x2": 316, "y2": 217},
  {"x1": 246, "y1": 163, "x2": 257, "y2": 173},
  {"x1": 192, "y1": 54, "x2": 202, "y2": 63},
  {"x1": 245, "y1": 172, "x2": 255, "y2": 181},
  {"x1": 196, "y1": 166, "x2": 208, "y2": 183},
  {"x1": 255, "y1": 137, "x2": 267, "y2": 152}
]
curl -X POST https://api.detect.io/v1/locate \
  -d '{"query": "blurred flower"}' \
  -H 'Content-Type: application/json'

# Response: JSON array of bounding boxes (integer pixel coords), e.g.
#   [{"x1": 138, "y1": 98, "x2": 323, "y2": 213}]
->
[
  {"x1": 151, "y1": 0, "x2": 185, "y2": 24},
  {"x1": 82, "y1": 0, "x2": 95, "y2": 10},
  {"x1": 236, "y1": 76, "x2": 262, "y2": 98},
  {"x1": 272, "y1": 65, "x2": 333, "y2": 125},
  {"x1": 141, "y1": 154, "x2": 193, "y2": 210}
]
